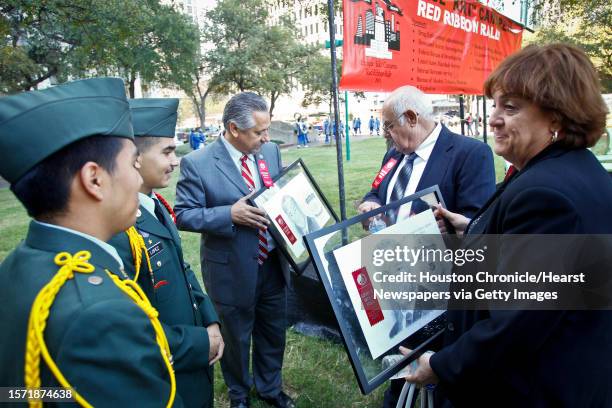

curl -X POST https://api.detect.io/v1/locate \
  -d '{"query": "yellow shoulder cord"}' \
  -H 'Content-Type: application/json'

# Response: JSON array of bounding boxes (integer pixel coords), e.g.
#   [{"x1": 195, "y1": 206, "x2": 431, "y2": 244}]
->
[
  {"x1": 125, "y1": 226, "x2": 152, "y2": 283},
  {"x1": 105, "y1": 272, "x2": 176, "y2": 407},
  {"x1": 24, "y1": 251, "x2": 176, "y2": 408}
]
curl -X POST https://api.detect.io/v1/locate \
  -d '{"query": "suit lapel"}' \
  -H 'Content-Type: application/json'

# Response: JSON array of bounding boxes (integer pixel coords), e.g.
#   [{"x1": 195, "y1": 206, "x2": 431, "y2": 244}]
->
[
  {"x1": 255, "y1": 144, "x2": 279, "y2": 182},
  {"x1": 136, "y1": 205, "x2": 172, "y2": 240},
  {"x1": 380, "y1": 149, "x2": 404, "y2": 204},
  {"x1": 213, "y1": 138, "x2": 250, "y2": 195},
  {"x1": 417, "y1": 126, "x2": 453, "y2": 191}
]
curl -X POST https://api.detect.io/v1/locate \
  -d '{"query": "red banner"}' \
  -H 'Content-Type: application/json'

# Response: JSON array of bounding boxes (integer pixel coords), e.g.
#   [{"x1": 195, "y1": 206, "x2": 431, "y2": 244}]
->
[{"x1": 339, "y1": 0, "x2": 523, "y2": 94}]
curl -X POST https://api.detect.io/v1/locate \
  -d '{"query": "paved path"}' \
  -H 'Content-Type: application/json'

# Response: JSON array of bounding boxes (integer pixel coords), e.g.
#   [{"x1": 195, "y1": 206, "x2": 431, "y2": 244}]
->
[{"x1": 0, "y1": 176, "x2": 8, "y2": 189}]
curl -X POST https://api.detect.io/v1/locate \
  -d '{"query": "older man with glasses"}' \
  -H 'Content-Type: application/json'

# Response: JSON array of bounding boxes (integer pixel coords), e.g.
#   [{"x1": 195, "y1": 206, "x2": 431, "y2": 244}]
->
[{"x1": 357, "y1": 85, "x2": 496, "y2": 408}]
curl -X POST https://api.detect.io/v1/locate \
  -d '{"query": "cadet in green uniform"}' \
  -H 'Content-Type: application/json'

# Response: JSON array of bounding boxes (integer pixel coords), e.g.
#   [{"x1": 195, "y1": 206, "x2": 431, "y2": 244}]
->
[
  {"x1": 109, "y1": 98, "x2": 223, "y2": 408},
  {"x1": 0, "y1": 78, "x2": 180, "y2": 407}
]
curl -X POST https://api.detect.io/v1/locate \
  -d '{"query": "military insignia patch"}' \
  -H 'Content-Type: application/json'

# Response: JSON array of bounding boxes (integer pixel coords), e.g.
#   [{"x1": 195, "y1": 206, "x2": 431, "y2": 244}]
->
[{"x1": 147, "y1": 241, "x2": 164, "y2": 258}]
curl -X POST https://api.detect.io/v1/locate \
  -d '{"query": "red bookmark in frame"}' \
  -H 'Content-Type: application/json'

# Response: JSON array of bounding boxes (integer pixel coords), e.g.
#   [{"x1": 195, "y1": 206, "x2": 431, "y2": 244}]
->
[
  {"x1": 371, "y1": 157, "x2": 399, "y2": 189},
  {"x1": 352, "y1": 267, "x2": 384, "y2": 326},
  {"x1": 257, "y1": 155, "x2": 274, "y2": 188},
  {"x1": 275, "y1": 214, "x2": 297, "y2": 244}
]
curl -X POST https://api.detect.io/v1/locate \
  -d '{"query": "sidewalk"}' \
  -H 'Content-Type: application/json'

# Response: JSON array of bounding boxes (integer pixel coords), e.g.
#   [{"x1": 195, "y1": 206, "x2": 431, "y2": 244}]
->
[
  {"x1": 280, "y1": 132, "x2": 383, "y2": 150},
  {"x1": 0, "y1": 176, "x2": 8, "y2": 189}
]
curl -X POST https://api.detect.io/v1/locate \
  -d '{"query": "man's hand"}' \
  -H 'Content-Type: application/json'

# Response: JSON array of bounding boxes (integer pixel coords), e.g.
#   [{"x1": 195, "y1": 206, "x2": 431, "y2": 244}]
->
[
  {"x1": 357, "y1": 201, "x2": 381, "y2": 229},
  {"x1": 231, "y1": 195, "x2": 270, "y2": 229},
  {"x1": 433, "y1": 204, "x2": 470, "y2": 235},
  {"x1": 399, "y1": 346, "x2": 438, "y2": 387},
  {"x1": 357, "y1": 200, "x2": 381, "y2": 215},
  {"x1": 207, "y1": 323, "x2": 224, "y2": 365}
]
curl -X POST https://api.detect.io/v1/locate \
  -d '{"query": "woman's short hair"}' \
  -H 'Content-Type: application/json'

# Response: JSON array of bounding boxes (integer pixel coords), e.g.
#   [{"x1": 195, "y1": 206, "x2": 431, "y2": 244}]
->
[{"x1": 484, "y1": 43, "x2": 608, "y2": 148}]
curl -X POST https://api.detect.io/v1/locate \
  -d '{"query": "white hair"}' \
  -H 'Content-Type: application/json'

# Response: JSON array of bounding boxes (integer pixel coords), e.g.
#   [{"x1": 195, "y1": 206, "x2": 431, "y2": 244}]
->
[{"x1": 384, "y1": 86, "x2": 433, "y2": 122}]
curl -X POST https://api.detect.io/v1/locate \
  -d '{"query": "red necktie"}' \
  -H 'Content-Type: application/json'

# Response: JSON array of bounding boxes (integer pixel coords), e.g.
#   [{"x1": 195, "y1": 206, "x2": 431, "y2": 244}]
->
[
  {"x1": 240, "y1": 155, "x2": 268, "y2": 265},
  {"x1": 504, "y1": 165, "x2": 517, "y2": 182}
]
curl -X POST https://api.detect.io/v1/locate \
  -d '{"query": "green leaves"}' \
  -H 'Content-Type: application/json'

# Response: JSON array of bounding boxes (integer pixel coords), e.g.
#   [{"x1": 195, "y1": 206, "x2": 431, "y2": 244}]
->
[{"x1": 0, "y1": 0, "x2": 200, "y2": 94}]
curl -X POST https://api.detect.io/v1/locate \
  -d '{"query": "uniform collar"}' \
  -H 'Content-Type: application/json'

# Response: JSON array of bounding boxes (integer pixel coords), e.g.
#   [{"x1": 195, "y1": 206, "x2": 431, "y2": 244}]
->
[
  {"x1": 138, "y1": 192, "x2": 156, "y2": 219},
  {"x1": 27, "y1": 220, "x2": 123, "y2": 270}
]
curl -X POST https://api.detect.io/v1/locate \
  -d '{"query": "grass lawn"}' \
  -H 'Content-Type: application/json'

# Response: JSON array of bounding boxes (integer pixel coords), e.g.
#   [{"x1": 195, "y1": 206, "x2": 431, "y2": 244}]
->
[{"x1": 0, "y1": 136, "x2": 505, "y2": 407}]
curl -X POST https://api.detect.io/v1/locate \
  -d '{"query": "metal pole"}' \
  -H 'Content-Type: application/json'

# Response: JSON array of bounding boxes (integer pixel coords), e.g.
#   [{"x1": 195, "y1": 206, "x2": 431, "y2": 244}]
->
[
  {"x1": 327, "y1": 0, "x2": 347, "y2": 222},
  {"x1": 482, "y1": 96, "x2": 488, "y2": 145},
  {"x1": 459, "y1": 95, "x2": 465, "y2": 136},
  {"x1": 475, "y1": 96, "x2": 481, "y2": 138},
  {"x1": 345, "y1": 91, "x2": 350, "y2": 161}
]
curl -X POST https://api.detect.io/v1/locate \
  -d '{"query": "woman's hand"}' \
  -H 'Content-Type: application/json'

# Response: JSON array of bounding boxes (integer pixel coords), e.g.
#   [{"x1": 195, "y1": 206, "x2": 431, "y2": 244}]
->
[
  {"x1": 433, "y1": 204, "x2": 470, "y2": 236},
  {"x1": 400, "y1": 346, "x2": 438, "y2": 387}
]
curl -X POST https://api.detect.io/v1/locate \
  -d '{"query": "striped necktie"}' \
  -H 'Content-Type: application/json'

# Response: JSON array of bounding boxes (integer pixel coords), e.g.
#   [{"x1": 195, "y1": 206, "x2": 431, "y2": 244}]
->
[
  {"x1": 240, "y1": 155, "x2": 268, "y2": 265},
  {"x1": 388, "y1": 152, "x2": 418, "y2": 222}
]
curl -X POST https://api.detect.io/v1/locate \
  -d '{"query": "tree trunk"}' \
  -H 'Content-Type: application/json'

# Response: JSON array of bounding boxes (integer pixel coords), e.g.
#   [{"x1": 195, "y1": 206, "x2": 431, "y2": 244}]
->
[
  {"x1": 128, "y1": 71, "x2": 136, "y2": 98},
  {"x1": 198, "y1": 97, "x2": 206, "y2": 129},
  {"x1": 190, "y1": 94, "x2": 204, "y2": 129},
  {"x1": 23, "y1": 69, "x2": 57, "y2": 92},
  {"x1": 194, "y1": 85, "x2": 212, "y2": 129},
  {"x1": 269, "y1": 91, "x2": 279, "y2": 118}
]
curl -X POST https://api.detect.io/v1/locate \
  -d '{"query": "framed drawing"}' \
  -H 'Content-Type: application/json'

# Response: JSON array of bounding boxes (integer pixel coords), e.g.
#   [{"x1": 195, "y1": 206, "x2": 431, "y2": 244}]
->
[
  {"x1": 303, "y1": 185, "x2": 449, "y2": 394},
  {"x1": 251, "y1": 159, "x2": 339, "y2": 275}
]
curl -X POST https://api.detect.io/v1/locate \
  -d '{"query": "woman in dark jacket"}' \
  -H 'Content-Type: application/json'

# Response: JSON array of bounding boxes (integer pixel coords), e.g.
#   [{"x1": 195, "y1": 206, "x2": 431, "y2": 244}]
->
[{"x1": 402, "y1": 44, "x2": 612, "y2": 407}]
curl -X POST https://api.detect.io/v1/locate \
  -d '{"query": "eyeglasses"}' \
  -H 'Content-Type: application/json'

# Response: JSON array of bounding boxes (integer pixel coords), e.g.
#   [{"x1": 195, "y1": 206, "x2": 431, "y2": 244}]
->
[
  {"x1": 382, "y1": 112, "x2": 405, "y2": 135},
  {"x1": 383, "y1": 112, "x2": 418, "y2": 135}
]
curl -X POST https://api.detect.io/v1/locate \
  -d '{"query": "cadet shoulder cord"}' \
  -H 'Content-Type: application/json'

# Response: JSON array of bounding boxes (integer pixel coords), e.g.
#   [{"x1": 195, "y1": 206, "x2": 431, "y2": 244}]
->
[
  {"x1": 154, "y1": 192, "x2": 176, "y2": 223},
  {"x1": 24, "y1": 250, "x2": 175, "y2": 408},
  {"x1": 125, "y1": 226, "x2": 153, "y2": 283}
]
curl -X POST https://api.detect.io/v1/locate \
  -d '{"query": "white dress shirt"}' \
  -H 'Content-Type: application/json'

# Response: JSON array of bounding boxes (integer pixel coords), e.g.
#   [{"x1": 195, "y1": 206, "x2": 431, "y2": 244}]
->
[
  {"x1": 385, "y1": 122, "x2": 442, "y2": 221},
  {"x1": 221, "y1": 136, "x2": 275, "y2": 250}
]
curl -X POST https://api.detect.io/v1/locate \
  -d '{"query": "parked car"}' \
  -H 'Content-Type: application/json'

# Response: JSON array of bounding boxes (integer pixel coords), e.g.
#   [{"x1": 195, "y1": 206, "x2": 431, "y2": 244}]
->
[{"x1": 175, "y1": 127, "x2": 191, "y2": 143}]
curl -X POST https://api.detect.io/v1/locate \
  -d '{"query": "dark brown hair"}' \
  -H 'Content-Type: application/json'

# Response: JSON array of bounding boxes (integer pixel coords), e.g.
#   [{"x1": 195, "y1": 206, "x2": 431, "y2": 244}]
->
[{"x1": 484, "y1": 43, "x2": 608, "y2": 148}]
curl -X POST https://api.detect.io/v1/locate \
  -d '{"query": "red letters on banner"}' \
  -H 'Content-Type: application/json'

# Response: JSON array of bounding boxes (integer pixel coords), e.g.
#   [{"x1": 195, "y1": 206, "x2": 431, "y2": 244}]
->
[
  {"x1": 352, "y1": 267, "x2": 384, "y2": 326},
  {"x1": 339, "y1": 0, "x2": 523, "y2": 94}
]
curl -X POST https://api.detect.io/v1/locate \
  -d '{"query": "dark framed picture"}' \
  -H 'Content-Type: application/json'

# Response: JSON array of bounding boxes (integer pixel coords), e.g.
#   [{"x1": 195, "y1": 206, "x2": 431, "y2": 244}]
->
[
  {"x1": 303, "y1": 185, "x2": 448, "y2": 394},
  {"x1": 250, "y1": 159, "x2": 339, "y2": 275}
]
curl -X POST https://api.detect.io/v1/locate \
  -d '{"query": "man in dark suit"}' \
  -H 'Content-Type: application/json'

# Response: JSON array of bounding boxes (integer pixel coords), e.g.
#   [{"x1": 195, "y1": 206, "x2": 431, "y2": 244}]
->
[
  {"x1": 357, "y1": 85, "x2": 496, "y2": 408},
  {"x1": 175, "y1": 92, "x2": 295, "y2": 408},
  {"x1": 109, "y1": 98, "x2": 222, "y2": 408}
]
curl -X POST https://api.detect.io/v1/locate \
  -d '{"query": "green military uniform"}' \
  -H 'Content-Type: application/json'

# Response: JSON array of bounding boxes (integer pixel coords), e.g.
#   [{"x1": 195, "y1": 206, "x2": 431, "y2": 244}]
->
[
  {"x1": 0, "y1": 78, "x2": 180, "y2": 407},
  {"x1": 109, "y1": 98, "x2": 219, "y2": 408}
]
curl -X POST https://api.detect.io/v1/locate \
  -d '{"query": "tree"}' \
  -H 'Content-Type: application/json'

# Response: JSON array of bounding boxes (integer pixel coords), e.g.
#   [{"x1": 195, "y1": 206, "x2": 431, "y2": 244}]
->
[
  {"x1": 0, "y1": 0, "x2": 96, "y2": 93},
  {"x1": 527, "y1": 0, "x2": 610, "y2": 91},
  {"x1": 80, "y1": 1, "x2": 200, "y2": 97},
  {"x1": 299, "y1": 53, "x2": 342, "y2": 114},
  {"x1": 201, "y1": 0, "x2": 314, "y2": 117},
  {"x1": 252, "y1": 17, "x2": 317, "y2": 116},
  {"x1": 0, "y1": 0, "x2": 200, "y2": 96},
  {"x1": 202, "y1": 0, "x2": 268, "y2": 94}
]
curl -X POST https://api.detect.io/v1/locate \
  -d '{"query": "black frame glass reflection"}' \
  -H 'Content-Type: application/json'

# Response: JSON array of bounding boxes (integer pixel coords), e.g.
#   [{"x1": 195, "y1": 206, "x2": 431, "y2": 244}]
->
[
  {"x1": 303, "y1": 185, "x2": 448, "y2": 394},
  {"x1": 250, "y1": 159, "x2": 339, "y2": 275}
]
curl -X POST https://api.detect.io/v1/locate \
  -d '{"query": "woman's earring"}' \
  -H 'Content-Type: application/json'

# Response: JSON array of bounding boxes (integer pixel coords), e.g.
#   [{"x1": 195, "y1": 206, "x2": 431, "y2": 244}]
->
[{"x1": 551, "y1": 130, "x2": 558, "y2": 143}]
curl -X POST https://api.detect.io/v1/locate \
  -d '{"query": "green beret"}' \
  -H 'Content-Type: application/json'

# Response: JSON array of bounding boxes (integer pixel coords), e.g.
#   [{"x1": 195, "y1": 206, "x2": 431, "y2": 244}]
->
[
  {"x1": 0, "y1": 77, "x2": 133, "y2": 184},
  {"x1": 129, "y1": 98, "x2": 179, "y2": 138}
]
